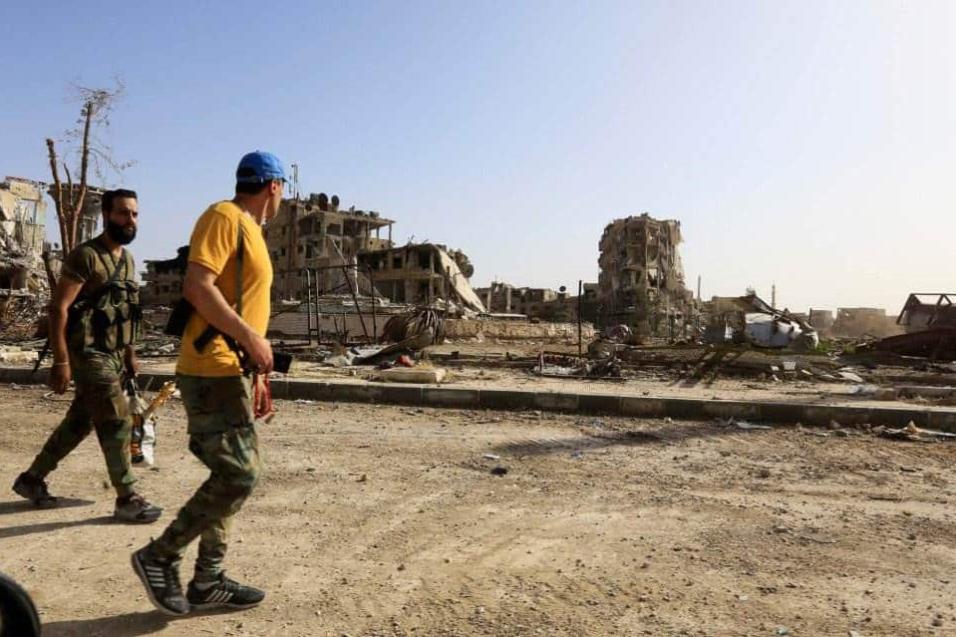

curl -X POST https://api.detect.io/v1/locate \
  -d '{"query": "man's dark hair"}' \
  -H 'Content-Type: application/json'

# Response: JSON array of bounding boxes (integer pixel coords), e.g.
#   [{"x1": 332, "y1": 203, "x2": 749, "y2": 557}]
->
[
  {"x1": 102, "y1": 189, "x2": 138, "y2": 213},
  {"x1": 235, "y1": 181, "x2": 271, "y2": 195}
]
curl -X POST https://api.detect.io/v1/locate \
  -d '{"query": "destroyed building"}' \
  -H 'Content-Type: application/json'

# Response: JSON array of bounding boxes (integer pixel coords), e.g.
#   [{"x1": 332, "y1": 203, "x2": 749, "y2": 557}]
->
[
  {"x1": 831, "y1": 307, "x2": 901, "y2": 338},
  {"x1": 358, "y1": 243, "x2": 486, "y2": 314},
  {"x1": 140, "y1": 246, "x2": 188, "y2": 306},
  {"x1": 597, "y1": 213, "x2": 697, "y2": 336},
  {"x1": 896, "y1": 293, "x2": 956, "y2": 333},
  {"x1": 0, "y1": 177, "x2": 47, "y2": 294},
  {"x1": 473, "y1": 281, "x2": 600, "y2": 323},
  {"x1": 474, "y1": 282, "x2": 558, "y2": 316},
  {"x1": 808, "y1": 309, "x2": 835, "y2": 334},
  {"x1": 265, "y1": 192, "x2": 394, "y2": 300}
]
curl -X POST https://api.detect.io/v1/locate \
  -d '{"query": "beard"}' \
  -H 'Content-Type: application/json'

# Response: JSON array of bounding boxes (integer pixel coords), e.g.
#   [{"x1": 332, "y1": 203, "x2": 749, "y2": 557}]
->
[{"x1": 106, "y1": 220, "x2": 136, "y2": 245}]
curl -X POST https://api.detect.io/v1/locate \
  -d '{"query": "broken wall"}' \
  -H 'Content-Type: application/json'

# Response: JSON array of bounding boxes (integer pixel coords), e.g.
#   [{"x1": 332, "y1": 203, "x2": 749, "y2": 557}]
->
[{"x1": 0, "y1": 178, "x2": 49, "y2": 296}]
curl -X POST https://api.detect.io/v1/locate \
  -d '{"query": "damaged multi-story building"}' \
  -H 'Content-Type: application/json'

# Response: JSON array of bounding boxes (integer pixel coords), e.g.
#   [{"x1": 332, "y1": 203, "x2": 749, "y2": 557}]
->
[
  {"x1": 597, "y1": 213, "x2": 698, "y2": 336},
  {"x1": 141, "y1": 191, "x2": 486, "y2": 315},
  {"x1": 474, "y1": 282, "x2": 559, "y2": 316},
  {"x1": 0, "y1": 177, "x2": 47, "y2": 295},
  {"x1": 140, "y1": 246, "x2": 189, "y2": 306},
  {"x1": 357, "y1": 243, "x2": 486, "y2": 313},
  {"x1": 265, "y1": 192, "x2": 394, "y2": 300},
  {"x1": 472, "y1": 281, "x2": 600, "y2": 323}
]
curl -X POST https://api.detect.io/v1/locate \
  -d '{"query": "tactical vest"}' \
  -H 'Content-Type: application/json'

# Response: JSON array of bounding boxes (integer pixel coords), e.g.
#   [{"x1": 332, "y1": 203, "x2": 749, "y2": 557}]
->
[{"x1": 67, "y1": 245, "x2": 141, "y2": 354}]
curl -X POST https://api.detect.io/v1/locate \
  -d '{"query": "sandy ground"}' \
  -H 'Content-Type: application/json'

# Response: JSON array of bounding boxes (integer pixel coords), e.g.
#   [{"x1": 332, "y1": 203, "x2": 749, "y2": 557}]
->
[{"x1": 2, "y1": 385, "x2": 956, "y2": 636}]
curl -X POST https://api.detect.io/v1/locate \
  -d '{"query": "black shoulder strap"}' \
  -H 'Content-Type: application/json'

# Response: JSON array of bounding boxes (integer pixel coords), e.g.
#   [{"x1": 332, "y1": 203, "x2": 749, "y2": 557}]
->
[
  {"x1": 236, "y1": 226, "x2": 245, "y2": 318},
  {"x1": 193, "y1": 219, "x2": 248, "y2": 357},
  {"x1": 78, "y1": 244, "x2": 127, "y2": 305}
]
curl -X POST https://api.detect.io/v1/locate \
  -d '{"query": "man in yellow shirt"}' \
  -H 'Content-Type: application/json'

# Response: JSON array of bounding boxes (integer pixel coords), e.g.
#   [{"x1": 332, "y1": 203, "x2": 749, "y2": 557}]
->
[{"x1": 132, "y1": 151, "x2": 283, "y2": 615}]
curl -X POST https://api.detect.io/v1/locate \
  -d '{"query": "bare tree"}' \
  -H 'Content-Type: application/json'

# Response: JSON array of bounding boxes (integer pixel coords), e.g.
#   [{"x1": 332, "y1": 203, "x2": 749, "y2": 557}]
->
[{"x1": 44, "y1": 80, "x2": 132, "y2": 279}]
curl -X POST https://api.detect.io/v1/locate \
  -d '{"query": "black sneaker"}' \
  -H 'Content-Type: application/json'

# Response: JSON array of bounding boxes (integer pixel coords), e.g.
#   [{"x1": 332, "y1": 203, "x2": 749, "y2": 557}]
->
[
  {"x1": 114, "y1": 493, "x2": 163, "y2": 523},
  {"x1": 187, "y1": 573, "x2": 265, "y2": 610},
  {"x1": 131, "y1": 546, "x2": 189, "y2": 616},
  {"x1": 12, "y1": 472, "x2": 57, "y2": 508}
]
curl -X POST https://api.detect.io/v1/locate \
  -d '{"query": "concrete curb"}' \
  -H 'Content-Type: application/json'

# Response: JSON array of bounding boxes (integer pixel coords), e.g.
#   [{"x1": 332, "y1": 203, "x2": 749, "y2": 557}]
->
[{"x1": 3, "y1": 366, "x2": 954, "y2": 432}]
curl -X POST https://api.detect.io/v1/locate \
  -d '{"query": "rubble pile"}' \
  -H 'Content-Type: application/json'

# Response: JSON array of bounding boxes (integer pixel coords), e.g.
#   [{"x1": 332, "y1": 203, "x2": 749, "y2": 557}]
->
[{"x1": 0, "y1": 294, "x2": 45, "y2": 341}]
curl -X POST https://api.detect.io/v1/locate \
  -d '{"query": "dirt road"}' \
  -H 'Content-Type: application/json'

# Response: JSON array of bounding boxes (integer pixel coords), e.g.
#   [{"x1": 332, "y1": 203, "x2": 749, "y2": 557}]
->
[{"x1": 1, "y1": 385, "x2": 955, "y2": 636}]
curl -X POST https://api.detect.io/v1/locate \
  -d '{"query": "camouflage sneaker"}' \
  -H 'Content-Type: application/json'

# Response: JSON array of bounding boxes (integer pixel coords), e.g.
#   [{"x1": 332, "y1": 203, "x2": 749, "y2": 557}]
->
[
  {"x1": 187, "y1": 573, "x2": 266, "y2": 610},
  {"x1": 114, "y1": 493, "x2": 162, "y2": 524},
  {"x1": 131, "y1": 546, "x2": 189, "y2": 616},
  {"x1": 12, "y1": 472, "x2": 58, "y2": 509}
]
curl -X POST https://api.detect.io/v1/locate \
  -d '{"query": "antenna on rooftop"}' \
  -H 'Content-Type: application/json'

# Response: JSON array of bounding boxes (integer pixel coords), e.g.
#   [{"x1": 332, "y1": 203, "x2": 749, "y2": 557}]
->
[{"x1": 290, "y1": 163, "x2": 300, "y2": 200}]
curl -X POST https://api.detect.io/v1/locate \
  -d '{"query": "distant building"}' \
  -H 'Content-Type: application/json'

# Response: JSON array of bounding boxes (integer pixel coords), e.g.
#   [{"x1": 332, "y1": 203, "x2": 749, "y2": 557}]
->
[
  {"x1": 358, "y1": 243, "x2": 486, "y2": 313},
  {"x1": 0, "y1": 177, "x2": 48, "y2": 293},
  {"x1": 597, "y1": 213, "x2": 698, "y2": 336},
  {"x1": 265, "y1": 192, "x2": 394, "y2": 301},
  {"x1": 896, "y1": 293, "x2": 956, "y2": 333},
  {"x1": 47, "y1": 184, "x2": 105, "y2": 245},
  {"x1": 808, "y1": 309, "x2": 835, "y2": 333},
  {"x1": 831, "y1": 307, "x2": 901, "y2": 338},
  {"x1": 140, "y1": 246, "x2": 188, "y2": 306}
]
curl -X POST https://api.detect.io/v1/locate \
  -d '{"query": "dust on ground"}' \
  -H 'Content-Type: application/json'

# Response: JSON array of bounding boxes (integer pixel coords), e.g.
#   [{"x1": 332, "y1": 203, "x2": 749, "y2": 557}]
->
[{"x1": 2, "y1": 385, "x2": 955, "y2": 636}]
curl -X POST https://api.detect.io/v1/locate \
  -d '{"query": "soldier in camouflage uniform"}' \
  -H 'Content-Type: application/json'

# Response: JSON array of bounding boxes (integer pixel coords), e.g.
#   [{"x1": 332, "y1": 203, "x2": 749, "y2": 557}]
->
[
  {"x1": 133, "y1": 152, "x2": 283, "y2": 615},
  {"x1": 12, "y1": 189, "x2": 162, "y2": 523}
]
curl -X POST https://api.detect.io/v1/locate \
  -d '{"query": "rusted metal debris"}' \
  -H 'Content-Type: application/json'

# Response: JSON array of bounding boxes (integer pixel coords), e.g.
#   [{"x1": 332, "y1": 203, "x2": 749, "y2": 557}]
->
[{"x1": 865, "y1": 327, "x2": 956, "y2": 361}]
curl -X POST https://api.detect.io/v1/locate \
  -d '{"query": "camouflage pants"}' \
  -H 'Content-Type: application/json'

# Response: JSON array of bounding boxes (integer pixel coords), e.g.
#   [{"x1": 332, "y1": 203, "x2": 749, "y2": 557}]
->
[
  {"x1": 28, "y1": 350, "x2": 135, "y2": 497},
  {"x1": 150, "y1": 375, "x2": 261, "y2": 580}
]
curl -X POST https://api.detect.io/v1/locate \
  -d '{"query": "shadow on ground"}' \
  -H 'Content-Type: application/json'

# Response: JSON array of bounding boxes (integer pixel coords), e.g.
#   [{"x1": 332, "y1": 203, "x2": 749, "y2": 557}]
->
[
  {"x1": 41, "y1": 611, "x2": 170, "y2": 637},
  {"x1": 42, "y1": 606, "x2": 251, "y2": 637},
  {"x1": 0, "y1": 515, "x2": 114, "y2": 540},
  {"x1": 490, "y1": 421, "x2": 769, "y2": 457},
  {"x1": 0, "y1": 498, "x2": 94, "y2": 516}
]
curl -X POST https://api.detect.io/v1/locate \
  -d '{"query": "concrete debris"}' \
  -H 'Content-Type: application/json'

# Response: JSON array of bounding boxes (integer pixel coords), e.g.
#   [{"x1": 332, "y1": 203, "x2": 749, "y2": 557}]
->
[
  {"x1": 375, "y1": 366, "x2": 447, "y2": 384},
  {"x1": 877, "y1": 422, "x2": 956, "y2": 442},
  {"x1": 721, "y1": 418, "x2": 772, "y2": 431},
  {"x1": 535, "y1": 355, "x2": 623, "y2": 380},
  {"x1": 837, "y1": 370, "x2": 865, "y2": 383},
  {"x1": 0, "y1": 346, "x2": 38, "y2": 364}
]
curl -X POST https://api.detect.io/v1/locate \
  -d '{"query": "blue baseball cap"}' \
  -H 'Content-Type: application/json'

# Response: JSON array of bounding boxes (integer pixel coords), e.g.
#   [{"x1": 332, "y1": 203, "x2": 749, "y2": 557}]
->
[{"x1": 236, "y1": 151, "x2": 287, "y2": 184}]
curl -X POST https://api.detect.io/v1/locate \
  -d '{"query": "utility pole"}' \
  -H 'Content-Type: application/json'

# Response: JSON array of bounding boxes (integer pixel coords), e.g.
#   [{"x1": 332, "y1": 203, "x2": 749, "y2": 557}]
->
[
  {"x1": 771, "y1": 283, "x2": 777, "y2": 308},
  {"x1": 290, "y1": 163, "x2": 300, "y2": 200}
]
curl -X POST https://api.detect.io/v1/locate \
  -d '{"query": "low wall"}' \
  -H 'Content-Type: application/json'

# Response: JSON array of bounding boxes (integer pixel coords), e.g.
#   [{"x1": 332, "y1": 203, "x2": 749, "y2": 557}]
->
[{"x1": 445, "y1": 319, "x2": 595, "y2": 341}]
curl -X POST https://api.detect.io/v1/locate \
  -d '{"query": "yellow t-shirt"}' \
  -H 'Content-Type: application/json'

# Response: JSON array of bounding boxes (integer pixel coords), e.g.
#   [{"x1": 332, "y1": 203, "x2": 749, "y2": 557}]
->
[{"x1": 175, "y1": 201, "x2": 273, "y2": 377}]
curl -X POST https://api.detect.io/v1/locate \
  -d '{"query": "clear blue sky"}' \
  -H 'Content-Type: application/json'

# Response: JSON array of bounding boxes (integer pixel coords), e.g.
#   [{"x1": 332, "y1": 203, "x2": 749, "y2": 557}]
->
[{"x1": 3, "y1": 1, "x2": 953, "y2": 313}]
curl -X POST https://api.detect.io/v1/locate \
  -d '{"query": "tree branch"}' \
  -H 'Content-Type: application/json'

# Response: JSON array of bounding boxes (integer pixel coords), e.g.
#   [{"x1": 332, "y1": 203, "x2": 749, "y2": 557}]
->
[{"x1": 45, "y1": 139, "x2": 67, "y2": 256}]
